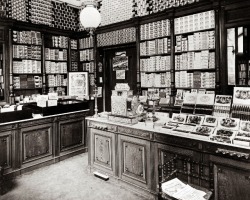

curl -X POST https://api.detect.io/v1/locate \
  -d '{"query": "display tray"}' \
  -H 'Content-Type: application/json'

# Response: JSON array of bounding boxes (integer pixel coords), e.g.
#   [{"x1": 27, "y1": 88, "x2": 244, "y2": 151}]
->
[
  {"x1": 108, "y1": 114, "x2": 138, "y2": 124},
  {"x1": 0, "y1": 109, "x2": 33, "y2": 123},
  {"x1": 24, "y1": 100, "x2": 89, "y2": 116}
]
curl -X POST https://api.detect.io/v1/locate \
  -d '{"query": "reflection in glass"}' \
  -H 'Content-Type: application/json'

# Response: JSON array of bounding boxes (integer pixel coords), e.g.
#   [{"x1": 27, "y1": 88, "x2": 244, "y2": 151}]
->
[
  {"x1": 0, "y1": 43, "x2": 4, "y2": 101},
  {"x1": 227, "y1": 28, "x2": 236, "y2": 85},
  {"x1": 238, "y1": 27, "x2": 243, "y2": 53}
]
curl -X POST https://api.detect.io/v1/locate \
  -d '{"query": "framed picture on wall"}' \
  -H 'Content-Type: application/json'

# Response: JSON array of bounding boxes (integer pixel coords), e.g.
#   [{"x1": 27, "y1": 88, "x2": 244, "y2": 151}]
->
[{"x1": 68, "y1": 72, "x2": 89, "y2": 98}]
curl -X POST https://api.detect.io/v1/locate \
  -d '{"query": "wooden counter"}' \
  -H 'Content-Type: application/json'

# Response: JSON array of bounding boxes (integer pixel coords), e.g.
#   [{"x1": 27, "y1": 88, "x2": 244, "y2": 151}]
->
[
  {"x1": 0, "y1": 109, "x2": 89, "y2": 178},
  {"x1": 86, "y1": 117, "x2": 250, "y2": 200}
]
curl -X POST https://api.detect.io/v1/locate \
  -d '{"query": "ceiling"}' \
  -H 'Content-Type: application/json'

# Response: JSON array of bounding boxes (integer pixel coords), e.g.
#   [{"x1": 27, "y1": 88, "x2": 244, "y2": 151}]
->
[
  {"x1": 56, "y1": 0, "x2": 102, "y2": 7},
  {"x1": 57, "y1": 0, "x2": 83, "y2": 7}
]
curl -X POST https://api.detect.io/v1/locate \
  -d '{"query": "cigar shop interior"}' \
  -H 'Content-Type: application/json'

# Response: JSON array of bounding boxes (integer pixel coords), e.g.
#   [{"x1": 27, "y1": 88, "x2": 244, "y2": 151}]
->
[{"x1": 0, "y1": 0, "x2": 250, "y2": 200}]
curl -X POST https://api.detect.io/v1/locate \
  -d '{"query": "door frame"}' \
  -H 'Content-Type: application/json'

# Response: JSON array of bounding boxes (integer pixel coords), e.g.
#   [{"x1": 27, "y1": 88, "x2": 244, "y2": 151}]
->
[{"x1": 102, "y1": 43, "x2": 137, "y2": 112}]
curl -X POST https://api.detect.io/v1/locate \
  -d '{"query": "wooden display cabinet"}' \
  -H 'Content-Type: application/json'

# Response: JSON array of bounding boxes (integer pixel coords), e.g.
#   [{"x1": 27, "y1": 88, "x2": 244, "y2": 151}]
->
[{"x1": 0, "y1": 110, "x2": 88, "y2": 177}]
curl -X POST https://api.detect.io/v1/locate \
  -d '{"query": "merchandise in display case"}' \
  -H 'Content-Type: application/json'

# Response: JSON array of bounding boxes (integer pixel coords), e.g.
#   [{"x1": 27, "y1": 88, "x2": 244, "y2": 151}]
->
[
  {"x1": 44, "y1": 34, "x2": 69, "y2": 95},
  {"x1": 211, "y1": 117, "x2": 240, "y2": 144},
  {"x1": 234, "y1": 120, "x2": 250, "y2": 147},
  {"x1": 11, "y1": 29, "x2": 43, "y2": 98},
  {"x1": 174, "y1": 10, "x2": 216, "y2": 92},
  {"x1": 213, "y1": 95, "x2": 232, "y2": 117},
  {"x1": 194, "y1": 93, "x2": 215, "y2": 115},
  {"x1": 231, "y1": 87, "x2": 250, "y2": 120},
  {"x1": 140, "y1": 19, "x2": 171, "y2": 102}
]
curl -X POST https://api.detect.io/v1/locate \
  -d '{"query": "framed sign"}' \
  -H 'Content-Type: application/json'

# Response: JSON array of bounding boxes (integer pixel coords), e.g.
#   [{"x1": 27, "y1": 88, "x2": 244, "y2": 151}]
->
[{"x1": 68, "y1": 72, "x2": 89, "y2": 97}]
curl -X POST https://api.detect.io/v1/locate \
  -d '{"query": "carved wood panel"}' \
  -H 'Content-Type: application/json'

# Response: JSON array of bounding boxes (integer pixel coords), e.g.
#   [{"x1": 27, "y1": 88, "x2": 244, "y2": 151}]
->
[
  {"x1": 0, "y1": 135, "x2": 10, "y2": 168},
  {"x1": 216, "y1": 165, "x2": 250, "y2": 200},
  {"x1": 91, "y1": 129, "x2": 115, "y2": 174},
  {"x1": 22, "y1": 127, "x2": 51, "y2": 162},
  {"x1": 60, "y1": 120, "x2": 83, "y2": 150},
  {"x1": 0, "y1": 29, "x2": 4, "y2": 41},
  {"x1": 123, "y1": 141, "x2": 145, "y2": 181},
  {"x1": 94, "y1": 134, "x2": 111, "y2": 168},
  {"x1": 118, "y1": 135, "x2": 150, "y2": 187}
]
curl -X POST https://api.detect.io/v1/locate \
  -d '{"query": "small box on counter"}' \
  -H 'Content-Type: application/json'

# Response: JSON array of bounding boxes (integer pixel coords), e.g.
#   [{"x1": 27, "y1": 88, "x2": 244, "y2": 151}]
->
[
  {"x1": 37, "y1": 95, "x2": 48, "y2": 107},
  {"x1": 47, "y1": 99, "x2": 57, "y2": 107},
  {"x1": 48, "y1": 92, "x2": 58, "y2": 100}
]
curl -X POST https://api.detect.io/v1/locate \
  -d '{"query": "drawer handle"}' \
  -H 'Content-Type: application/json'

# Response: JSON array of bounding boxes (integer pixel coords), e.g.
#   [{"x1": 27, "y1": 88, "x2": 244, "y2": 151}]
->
[{"x1": 216, "y1": 148, "x2": 249, "y2": 159}]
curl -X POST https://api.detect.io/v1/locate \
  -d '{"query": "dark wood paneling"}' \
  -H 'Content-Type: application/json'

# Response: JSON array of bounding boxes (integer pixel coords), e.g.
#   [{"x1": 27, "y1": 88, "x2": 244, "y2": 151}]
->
[
  {"x1": 215, "y1": 164, "x2": 250, "y2": 200},
  {"x1": 0, "y1": 29, "x2": 4, "y2": 41},
  {"x1": 226, "y1": 6, "x2": 250, "y2": 25},
  {"x1": 0, "y1": 135, "x2": 10, "y2": 168},
  {"x1": 60, "y1": 120, "x2": 83, "y2": 150},
  {"x1": 22, "y1": 126, "x2": 52, "y2": 162}
]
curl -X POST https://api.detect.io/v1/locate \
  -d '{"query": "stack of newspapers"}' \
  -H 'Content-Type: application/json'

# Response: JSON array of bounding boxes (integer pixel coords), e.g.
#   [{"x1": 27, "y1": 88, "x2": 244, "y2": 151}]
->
[{"x1": 161, "y1": 178, "x2": 206, "y2": 200}]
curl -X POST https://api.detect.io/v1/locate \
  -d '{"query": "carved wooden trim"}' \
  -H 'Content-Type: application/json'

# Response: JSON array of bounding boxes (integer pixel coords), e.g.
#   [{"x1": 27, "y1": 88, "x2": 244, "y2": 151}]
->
[
  {"x1": 117, "y1": 126, "x2": 152, "y2": 140},
  {"x1": 0, "y1": 124, "x2": 17, "y2": 131},
  {"x1": 215, "y1": 148, "x2": 249, "y2": 160},
  {"x1": 19, "y1": 118, "x2": 53, "y2": 128},
  {"x1": 89, "y1": 121, "x2": 117, "y2": 132},
  {"x1": 58, "y1": 112, "x2": 87, "y2": 121},
  {"x1": 158, "y1": 145, "x2": 194, "y2": 161},
  {"x1": 155, "y1": 133, "x2": 201, "y2": 151}
]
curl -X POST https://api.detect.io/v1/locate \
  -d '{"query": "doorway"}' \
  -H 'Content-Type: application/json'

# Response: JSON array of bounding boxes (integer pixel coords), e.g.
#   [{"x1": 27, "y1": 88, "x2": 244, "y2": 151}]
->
[{"x1": 103, "y1": 45, "x2": 137, "y2": 112}]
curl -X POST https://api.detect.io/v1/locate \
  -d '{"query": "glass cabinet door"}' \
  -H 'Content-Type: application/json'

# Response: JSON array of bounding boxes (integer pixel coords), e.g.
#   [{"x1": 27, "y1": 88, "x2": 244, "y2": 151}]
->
[{"x1": 0, "y1": 43, "x2": 4, "y2": 101}]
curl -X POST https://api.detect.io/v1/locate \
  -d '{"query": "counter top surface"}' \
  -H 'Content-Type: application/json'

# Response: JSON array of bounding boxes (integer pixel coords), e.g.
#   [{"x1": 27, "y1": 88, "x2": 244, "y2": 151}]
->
[
  {"x1": 0, "y1": 109, "x2": 90, "y2": 126},
  {"x1": 86, "y1": 116, "x2": 250, "y2": 151}
]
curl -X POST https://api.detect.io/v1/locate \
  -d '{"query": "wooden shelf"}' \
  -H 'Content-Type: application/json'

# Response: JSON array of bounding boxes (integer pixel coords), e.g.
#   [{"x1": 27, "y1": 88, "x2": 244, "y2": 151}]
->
[
  {"x1": 12, "y1": 42, "x2": 41, "y2": 46},
  {"x1": 174, "y1": 28, "x2": 215, "y2": 36},
  {"x1": 175, "y1": 87, "x2": 215, "y2": 90},
  {"x1": 45, "y1": 60, "x2": 67, "y2": 62},
  {"x1": 45, "y1": 73, "x2": 67, "y2": 75},
  {"x1": 141, "y1": 86, "x2": 171, "y2": 88},
  {"x1": 13, "y1": 73, "x2": 42, "y2": 75},
  {"x1": 13, "y1": 58, "x2": 41, "y2": 61},
  {"x1": 175, "y1": 48, "x2": 215, "y2": 53},
  {"x1": 140, "y1": 35, "x2": 171, "y2": 42},
  {"x1": 79, "y1": 47, "x2": 94, "y2": 50},
  {"x1": 13, "y1": 87, "x2": 42, "y2": 90},
  {"x1": 140, "y1": 53, "x2": 171, "y2": 58},
  {"x1": 80, "y1": 60, "x2": 94, "y2": 62},
  {"x1": 175, "y1": 68, "x2": 215, "y2": 72},
  {"x1": 47, "y1": 86, "x2": 67, "y2": 88},
  {"x1": 45, "y1": 46, "x2": 68, "y2": 50},
  {"x1": 141, "y1": 70, "x2": 171, "y2": 74}
]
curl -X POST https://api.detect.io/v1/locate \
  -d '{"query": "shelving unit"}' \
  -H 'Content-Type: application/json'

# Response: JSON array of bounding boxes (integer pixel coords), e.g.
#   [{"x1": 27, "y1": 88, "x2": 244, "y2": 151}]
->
[
  {"x1": 79, "y1": 36, "x2": 95, "y2": 97},
  {"x1": 236, "y1": 57, "x2": 250, "y2": 86},
  {"x1": 0, "y1": 46, "x2": 4, "y2": 101},
  {"x1": 11, "y1": 30, "x2": 43, "y2": 96},
  {"x1": 174, "y1": 10, "x2": 216, "y2": 92},
  {"x1": 139, "y1": 19, "x2": 171, "y2": 97},
  {"x1": 44, "y1": 35, "x2": 69, "y2": 95},
  {"x1": 70, "y1": 39, "x2": 78, "y2": 72}
]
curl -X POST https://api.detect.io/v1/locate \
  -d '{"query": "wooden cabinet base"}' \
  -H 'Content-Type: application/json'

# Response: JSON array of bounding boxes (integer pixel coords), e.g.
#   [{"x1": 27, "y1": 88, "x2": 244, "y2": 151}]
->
[
  {"x1": 87, "y1": 117, "x2": 250, "y2": 200},
  {"x1": 0, "y1": 110, "x2": 89, "y2": 178}
]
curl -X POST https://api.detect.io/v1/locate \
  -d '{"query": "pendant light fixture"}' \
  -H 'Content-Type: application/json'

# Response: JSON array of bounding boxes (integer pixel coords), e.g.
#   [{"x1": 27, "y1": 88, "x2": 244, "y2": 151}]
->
[
  {"x1": 79, "y1": 0, "x2": 101, "y2": 35},
  {"x1": 79, "y1": 0, "x2": 101, "y2": 118}
]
